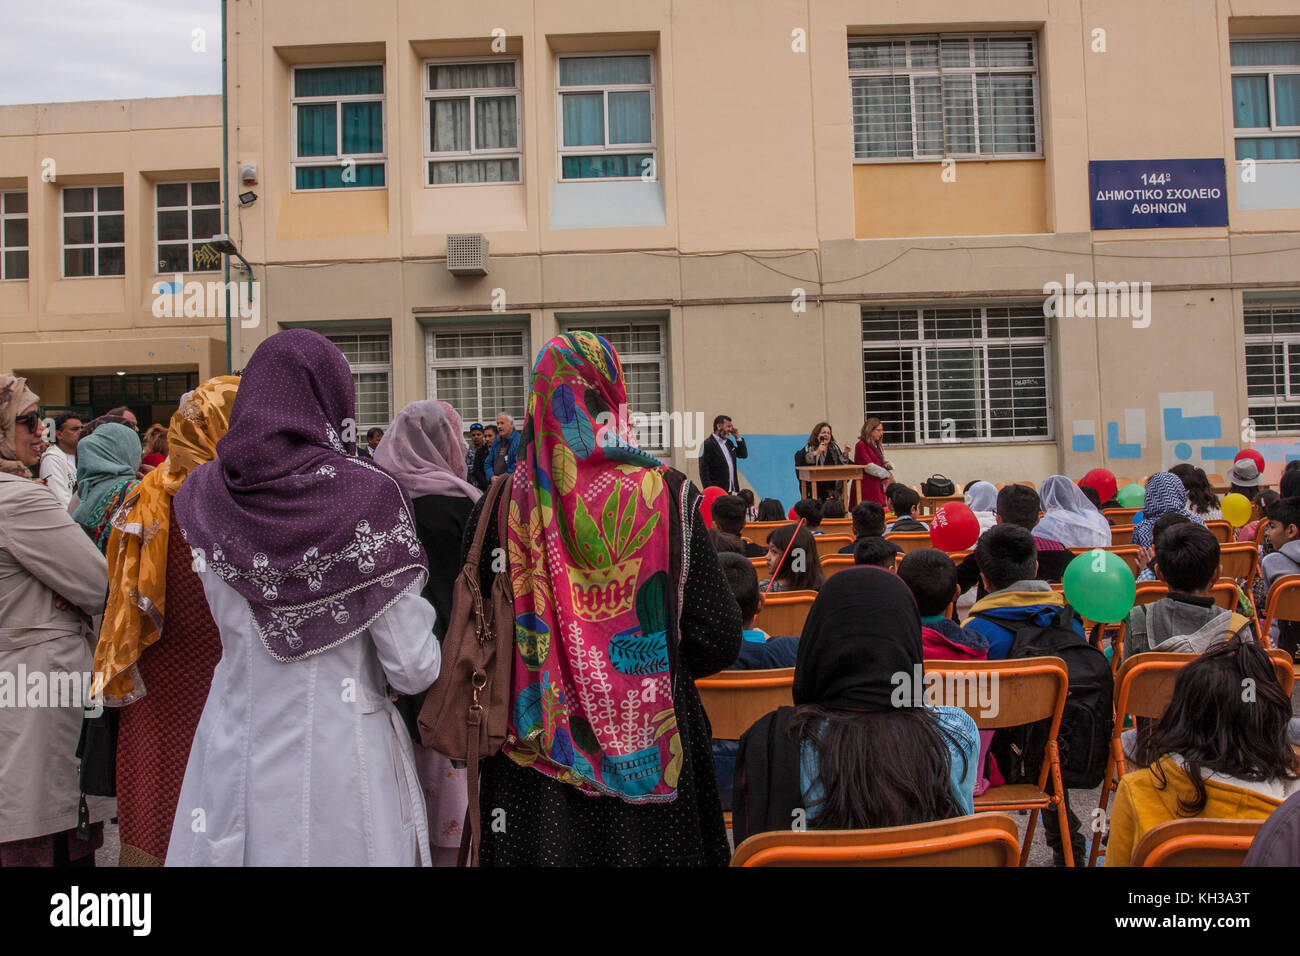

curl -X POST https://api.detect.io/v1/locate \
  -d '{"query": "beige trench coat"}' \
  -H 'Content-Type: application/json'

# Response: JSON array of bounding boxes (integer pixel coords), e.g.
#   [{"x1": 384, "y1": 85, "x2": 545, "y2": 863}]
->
[{"x1": 0, "y1": 472, "x2": 115, "y2": 843}]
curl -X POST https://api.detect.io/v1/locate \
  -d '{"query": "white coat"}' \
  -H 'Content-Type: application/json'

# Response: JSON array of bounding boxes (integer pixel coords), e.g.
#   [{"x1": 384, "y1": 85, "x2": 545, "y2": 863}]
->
[{"x1": 166, "y1": 571, "x2": 440, "y2": 866}]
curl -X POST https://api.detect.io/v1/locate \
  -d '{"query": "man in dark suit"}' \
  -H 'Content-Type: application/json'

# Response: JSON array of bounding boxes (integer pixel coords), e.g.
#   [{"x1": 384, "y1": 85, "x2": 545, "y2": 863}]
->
[{"x1": 698, "y1": 414, "x2": 747, "y2": 492}]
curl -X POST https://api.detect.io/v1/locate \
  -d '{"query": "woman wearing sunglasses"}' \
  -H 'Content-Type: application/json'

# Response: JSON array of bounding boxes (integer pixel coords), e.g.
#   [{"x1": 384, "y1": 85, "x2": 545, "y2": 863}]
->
[{"x1": 0, "y1": 374, "x2": 114, "y2": 866}]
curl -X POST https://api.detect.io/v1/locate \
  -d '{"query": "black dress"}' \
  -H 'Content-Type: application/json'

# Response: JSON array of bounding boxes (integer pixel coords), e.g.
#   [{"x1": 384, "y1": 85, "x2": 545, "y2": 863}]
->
[
  {"x1": 394, "y1": 493, "x2": 474, "y2": 739},
  {"x1": 464, "y1": 470, "x2": 744, "y2": 866}
]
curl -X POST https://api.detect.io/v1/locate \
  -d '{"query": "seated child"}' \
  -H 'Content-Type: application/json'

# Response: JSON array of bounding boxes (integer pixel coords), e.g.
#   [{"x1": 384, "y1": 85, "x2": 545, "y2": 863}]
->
[
  {"x1": 739, "y1": 488, "x2": 758, "y2": 522},
  {"x1": 711, "y1": 493, "x2": 766, "y2": 557},
  {"x1": 822, "y1": 498, "x2": 846, "y2": 519},
  {"x1": 840, "y1": 501, "x2": 903, "y2": 556},
  {"x1": 1238, "y1": 489, "x2": 1279, "y2": 543},
  {"x1": 1106, "y1": 637, "x2": 1300, "y2": 866},
  {"x1": 1125, "y1": 524, "x2": 1254, "y2": 657},
  {"x1": 1260, "y1": 495, "x2": 1300, "y2": 658},
  {"x1": 885, "y1": 485, "x2": 926, "y2": 533},
  {"x1": 793, "y1": 497, "x2": 825, "y2": 534},
  {"x1": 854, "y1": 536, "x2": 900, "y2": 570}
]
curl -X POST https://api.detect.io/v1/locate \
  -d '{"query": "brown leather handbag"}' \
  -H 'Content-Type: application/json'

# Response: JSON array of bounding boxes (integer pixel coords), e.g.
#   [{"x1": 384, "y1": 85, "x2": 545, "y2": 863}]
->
[{"x1": 417, "y1": 472, "x2": 514, "y2": 865}]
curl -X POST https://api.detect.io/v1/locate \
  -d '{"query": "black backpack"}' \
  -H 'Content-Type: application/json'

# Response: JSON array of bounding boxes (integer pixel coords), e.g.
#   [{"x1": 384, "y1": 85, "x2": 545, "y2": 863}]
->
[{"x1": 975, "y1": 604, "x2": 1114, "y2": 790}]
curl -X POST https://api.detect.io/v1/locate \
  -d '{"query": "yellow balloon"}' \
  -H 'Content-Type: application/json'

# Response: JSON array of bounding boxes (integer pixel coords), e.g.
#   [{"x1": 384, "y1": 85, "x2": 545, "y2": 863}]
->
[{"x1": 1221, "y1": 492, "x2": 1253, "y2": 528}]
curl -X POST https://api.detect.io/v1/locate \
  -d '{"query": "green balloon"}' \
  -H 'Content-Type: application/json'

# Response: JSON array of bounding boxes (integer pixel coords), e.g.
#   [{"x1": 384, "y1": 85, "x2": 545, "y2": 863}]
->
[
  {"x1": 1116, "y1": 483, "x2": 1145, "y2": 509},
  {"x1": 1063, "y1": 549, "x2": 1137, "y2": 624}
]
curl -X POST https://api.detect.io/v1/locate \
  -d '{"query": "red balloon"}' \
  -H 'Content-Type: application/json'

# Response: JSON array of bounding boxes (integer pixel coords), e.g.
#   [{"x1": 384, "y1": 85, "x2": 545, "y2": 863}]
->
[
  {"x1": 928, "y1": 502, "x2": 980, "y2": 551},
  {"x1": 699, "y1": 486, "x2": 728, "y2": 529},
  {"x1": 788, "y1": 505, "x2": 799, "y2": 521},
  {"x1": 1234, "y1": 448, "x2": 1265, "y2": 474}
]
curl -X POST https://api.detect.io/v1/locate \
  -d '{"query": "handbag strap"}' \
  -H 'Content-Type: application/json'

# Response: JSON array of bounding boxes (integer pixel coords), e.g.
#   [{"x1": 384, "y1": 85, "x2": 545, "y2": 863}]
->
[{"x1": 465, "y1": 474, "x2": 511, "y2": 568}]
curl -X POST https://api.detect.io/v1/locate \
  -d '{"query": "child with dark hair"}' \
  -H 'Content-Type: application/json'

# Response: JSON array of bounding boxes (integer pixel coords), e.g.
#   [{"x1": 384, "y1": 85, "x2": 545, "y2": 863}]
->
[
  {"x1": 839, "y1": 501, "x2": 901, "y2": 556},
  {"x1": 1079, "y1": 484, "x2": 1114, "y2": 524},
  {"x1": 708, "y1": 528, "x2": 748, "y2": 556},
  {"x1": 1135, "y1": 512, "x2": 1193, "y2": 582},
  {"x1": 822, "y1": 498, "x2": 846, "y2": 520},
  {"x1": 1106, "y1": 637, "x2": 1300, "y2": 866},
  {"x1": 1238, "y1": 488, "x2": 1280, "y2": 543},
  {"x1": 964, "y1": 523, "x2": 1086, "y2": 865},
  {"x1": 1125, "y1": 524, "x2": 1254, "y2": 657},
  {"x1": 854, "y1": 536, "x2": 900, "y2": 570},
  {"x1": 793, "y1": 497, "x2": 825, "y2": 533},
  {"x1": 761, "y1": 523, "x2": 825, "y2": 593},
  {"x1": 756, "y1": 497, "x2": 785, "y2": 522},
  {"x1": 738, "y1": 488, "x2": 758, "y2": 522},
  {"x1": 885, "y1": 486, "x2": 925, "y2": 533},
  {"x1": 711, "y1": 494, "x2": 765, "y2": 557},
  {"x1": 1260, "y1": 496, "x2": 1300, "y2": 658}
]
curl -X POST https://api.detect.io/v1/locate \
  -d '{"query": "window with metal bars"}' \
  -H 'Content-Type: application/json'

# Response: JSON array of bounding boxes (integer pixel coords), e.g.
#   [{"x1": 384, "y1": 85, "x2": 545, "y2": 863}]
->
[
  {"x1": 1, "y1": 191, "x2": 28, "y2": 280},
  {"x1": 848, "y1": 33, "x2": 1041, "y2": 161},
  {"x1": 862, "y1": 305, "x2": 1051, "y2": 445},
  {"x1": 1244, "y1": 295, "x2": 1300, "y2": 433},
  {"x1": 425, "y1": 326, "x2": 531, "y2": 426},
  {"x1": 324, "y1": 332, "x2": 393, "y2": 430},
  {"x1": 559, "y1": 318, "x2": 667, "y2": 448}
]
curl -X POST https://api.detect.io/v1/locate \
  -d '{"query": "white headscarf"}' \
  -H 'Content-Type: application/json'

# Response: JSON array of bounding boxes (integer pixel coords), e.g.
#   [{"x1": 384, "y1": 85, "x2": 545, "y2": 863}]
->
[
  {"x1": 1033, "y1": 474, "x2": 1113, "y2": 548},
  {"x1": 964, "y1": 480, "x2": 998, "y2": 534}
]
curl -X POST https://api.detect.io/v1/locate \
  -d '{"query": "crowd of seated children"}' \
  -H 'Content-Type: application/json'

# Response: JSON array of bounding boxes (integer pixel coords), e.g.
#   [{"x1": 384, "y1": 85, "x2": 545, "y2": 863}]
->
[
  {"x1": 1106, "y1": 637, "x2": 1300, "y2": 866},
  {"x1": 954, "y1": 484, "x2": 1073, "y2": 599}
]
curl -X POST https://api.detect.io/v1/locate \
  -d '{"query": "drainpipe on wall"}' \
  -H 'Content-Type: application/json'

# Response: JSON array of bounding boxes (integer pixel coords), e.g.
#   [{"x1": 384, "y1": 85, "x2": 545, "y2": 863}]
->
[{"x1": 221, "y1": 0, "x2": 231, "y2": 373}]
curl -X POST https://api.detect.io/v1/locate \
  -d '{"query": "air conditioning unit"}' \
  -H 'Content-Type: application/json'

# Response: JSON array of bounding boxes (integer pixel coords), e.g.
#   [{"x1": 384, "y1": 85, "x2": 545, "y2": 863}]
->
[{"x1": 446, "y1": 233, "x2": 489, "y2": 276}]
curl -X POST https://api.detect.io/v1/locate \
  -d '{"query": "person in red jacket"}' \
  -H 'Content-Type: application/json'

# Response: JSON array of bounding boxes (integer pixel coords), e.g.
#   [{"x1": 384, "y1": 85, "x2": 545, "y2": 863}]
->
[{"x1": 852, "y1": 417, "x2": 892, "y2": 508}]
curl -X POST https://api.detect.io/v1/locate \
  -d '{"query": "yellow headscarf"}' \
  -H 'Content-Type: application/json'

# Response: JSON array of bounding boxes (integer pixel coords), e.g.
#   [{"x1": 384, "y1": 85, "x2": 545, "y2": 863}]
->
[{"x1": 94, "y1": 376, "x2": 239, "y2": 703}]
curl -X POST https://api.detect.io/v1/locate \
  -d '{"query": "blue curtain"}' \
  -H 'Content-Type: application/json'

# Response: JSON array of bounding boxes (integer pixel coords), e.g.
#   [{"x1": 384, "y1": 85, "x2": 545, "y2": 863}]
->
[
  {"x1": 558, "y1": 55, "x2": 650, "y2": 86},
  {"x1": 295, "y1": 163, "x2": 385, "y2": 189},
  {"x1": 608, "y1": 91, "x2": 650, "y2": 144},
  {"x1": 1233, "y1": 75, "x2": 1270, "y2": 127},
  {"x1": 1231, "y1": 40, "x2": 1300, "y2": 67},
  {"x1": 295, "y1": 65, "x2": 383, "y2": 97},
  {"x1": 1277, "y1": 75, "x2": 1299, "y2": 127},
  {"x1": 342, "y1": 101, "x2": 383, "y2": 154},
  {"x1": 1237, "y1": 137, "x2": 1300, "y2": 160},
  {"x1": 297, "y1": 104, "x2": 336, "y2": 157},
  {"x1": 562, "y1": 93, "x2": 603, "y2": 146},
  {"x1": 562, "y1": 153, "x2": 651, "y2": 179}
]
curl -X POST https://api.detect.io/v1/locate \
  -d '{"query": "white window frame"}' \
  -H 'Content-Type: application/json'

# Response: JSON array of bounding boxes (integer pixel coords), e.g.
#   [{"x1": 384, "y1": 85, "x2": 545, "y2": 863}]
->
[
  {"x1": 848, "y1": 32, "x2": 1043, "y2": 163},
  {"x1": 555, "y1": 51, "x2": 657, "y2": 182},
  {"x1": 861, "y1": 304, "x2": 1053, "y2": 446},
  {"x1": 1244, "y1": 296, "x2": 1300, "y2": 435},
  {"x1": 558, "y1": 317, "x2": 669, "y2": 451},
  {"x1": 290, "y1": 62, "x2": 387, "y2": 192},
  {"x1": 425, "y1": 324, "x2": 532, "y2": 424},
  {"x1": 0, "y1": 190, "x2": 28, "y2": 281},
  {"x1": 154, "y1": 180, "x2": 222, "y2": 274},
  {"x1": 61, "y1": 185, "x2": 125, "y2": 278},
  {"x1": 1230, "y1": 36, "x2": 1300, "y2": 162},
  {"x1": 323, "y1": 331, "x2": 394, "y2": 431},
  {"x1": 423, "y1": 56, "x2": 523, "y2": 187}
]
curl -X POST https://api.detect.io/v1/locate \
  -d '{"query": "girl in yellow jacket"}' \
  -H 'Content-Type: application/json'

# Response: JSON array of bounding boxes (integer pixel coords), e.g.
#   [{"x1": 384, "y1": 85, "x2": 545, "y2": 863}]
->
[{"x1": 1106, "y1": 637, "x2": 1300, "y2": 866}]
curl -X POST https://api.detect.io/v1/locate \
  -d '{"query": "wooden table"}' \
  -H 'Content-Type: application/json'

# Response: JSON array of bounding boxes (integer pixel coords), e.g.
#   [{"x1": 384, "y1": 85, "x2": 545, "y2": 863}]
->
[{"x1": 795, "y1": 465, "x2": 864, "y2": 501}]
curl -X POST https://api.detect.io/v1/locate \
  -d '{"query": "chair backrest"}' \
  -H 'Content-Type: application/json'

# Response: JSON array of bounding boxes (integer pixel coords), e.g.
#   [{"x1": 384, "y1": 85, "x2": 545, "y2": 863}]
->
[
  {"x1": 923, "y1": 657, "x2": 1068, "y2": 731},
  {"x1": 695, "y1": 668, "x2": 795, "y2": 740},
  {"x1": 885, "y1": 531, "x2": 932, "y2": 553},
  {"x1": 1218, "y1": 543, "x2": 1260, "y2": 587},
  {"x1": 815, "y1": 534, "x2": 855, "y2": 557},
  {"x1": 947, "y1": 550, "x2": 972, "y2": 564},
  {"x1": 1116, "y1": 651, "x2": 1295, "y2": 729},
  {"x1": 1109, "y1": 524, "x2": 1135, "y2": 545},
  {"x1": 730, "y1": 812, "x2": 1021, "y2": 867},
  {"x1": 1069, "y1": 545, "x2": 1140, "y2": 576},
  {"x1": 1131, "y1": 818, "x2": 1263, "y2": 867},
  {"x1": 1104, "y1": 507, "x2": 1141, "y2": 523},
  {"x1": 749, "y1": 555, "x2": 768, "y2": 572},
  {"x1": 755, "y1": 590, "x2": 817, "y2": 638},
  {"x1": 919, "y1": 493, "x2": 964, "y2": 516},
  {"x1": 819, "y1": 518, "x2": 854, "y2": 533},
  {"x1": 1262, "y1": 574, "x2": 1300, "y2": 647},
  {"x1": 1133, "y1": 581, "x2": 1238, "y2": 611},
  {"x1": 820, "y1": 554, "x2": 856, "y2": 578},
  {"x1": 742, "y1": 521, "x2": 787, "y2": 547},
  {"x1": 1206, "y1": 520, "x2": 1233, "y2": 543}
]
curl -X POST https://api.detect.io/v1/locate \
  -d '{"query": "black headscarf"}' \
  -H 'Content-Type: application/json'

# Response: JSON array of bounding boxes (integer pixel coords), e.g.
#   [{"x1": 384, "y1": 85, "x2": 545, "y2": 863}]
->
[
  {"x1": 734, "y1": 567, "x2": 926, "y2": 844},
  {"x1": 793, "y1": 567, "x2": 923, "y2": 711}
]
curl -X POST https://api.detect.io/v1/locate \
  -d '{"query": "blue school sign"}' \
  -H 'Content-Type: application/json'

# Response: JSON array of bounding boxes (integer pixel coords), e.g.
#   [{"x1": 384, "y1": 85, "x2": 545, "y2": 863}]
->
[{"x1": 1089, "y1": 159, "x2": 1228, "y2": 229}]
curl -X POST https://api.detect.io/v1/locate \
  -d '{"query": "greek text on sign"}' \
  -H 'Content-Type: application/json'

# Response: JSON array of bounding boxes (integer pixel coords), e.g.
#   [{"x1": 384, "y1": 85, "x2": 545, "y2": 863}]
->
[{"x1": 1088, "y1": 159, "x2": 1228, "y2": 230}]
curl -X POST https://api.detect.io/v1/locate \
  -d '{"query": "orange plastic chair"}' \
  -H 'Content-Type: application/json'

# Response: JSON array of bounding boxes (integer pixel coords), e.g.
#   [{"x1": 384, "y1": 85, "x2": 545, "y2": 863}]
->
[
  {"x1": 920, "y1": 494, "x2": 964, "y2": 516},
  {"x1": 1108, "y1": 525, "x2": 1135, "y2": 546},
  {"x1": 1088, "y1": 650, "x2": 1293, "y2": 867},
  {"x1": 748, "y1": 555, "x2": 767, "y2": 572},
  {"x1": 1131, "y1": 818, "x2": 1263, "y2": 867},
  {"x1": 730, "y1": 812, "x2": 1020, "y2": 867},
  {"x1": 924, "y1": 657, "x2": 1075, "y2": 865},
  {"x1": 1260, "y1": 573, "x2": 1300, "y2": 652},
  {"x1": 696, "y1": 668, "x2": 795, "y2": 740},
  {"x1": 1218, "y1": 543, "x2": 1261, "y2": 597},
  {"x1": 754, "y1": 590, "x2": 817, "y2": 638},
  {"x1": 819, "y1": 518, "x2": 854, "y2": 533},
  {"x1": 884, "y1": 532, "x2": 932, "y2": 554},
  {"x1": 1069, "y1": 546, "x2": 1140, "y2": 576},
  {"x1": 820, "y1": 554, "x2": 855, "y2": 578},
  {"x1": 1205, "y1": 520, "x2": 1233, "y2": 543},
  {"x1": 1132, "y1": 580, "x2": 1239, "y2": 612},
  {"x1": 742, "y1": 521, "x2": 787, "y2": 547},
  {"x1": 814, "y1": 534, "x2": 855, "y2": 558},
  {"x1": 1103, "y1": 507, "x2": 1141, "y2": 523}
]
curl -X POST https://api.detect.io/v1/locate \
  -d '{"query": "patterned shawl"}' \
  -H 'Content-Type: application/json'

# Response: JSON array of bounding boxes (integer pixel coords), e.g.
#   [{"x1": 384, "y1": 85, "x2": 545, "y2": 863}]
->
[
  {"x1": 0, "y1": 373, "x2": 40, "y2": 476},
  {"x1": 73, "y1": 422, "x2": 141, "y2": 552},
  {"x1": 173, "y1": 329, "x2": 427, "y2": 662},
  {"x1": 373, "y1": 399, "x2": 481, "y2": 503},
  {"x1": 505, "y1": 331, "x2": 679, "y2": 802},
  {"x1": 1132, "y1": 472, "x2": 1206, "y2": 549},
  {"x1": 95, "y1": 376, "x2": 240, "y2": 704}
]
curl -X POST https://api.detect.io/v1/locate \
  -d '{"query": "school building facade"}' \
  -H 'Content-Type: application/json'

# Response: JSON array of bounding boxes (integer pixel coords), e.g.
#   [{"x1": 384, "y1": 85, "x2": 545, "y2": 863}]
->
[{"x1": 2, "y1": 1, "x2": 1299, "y2": 502}]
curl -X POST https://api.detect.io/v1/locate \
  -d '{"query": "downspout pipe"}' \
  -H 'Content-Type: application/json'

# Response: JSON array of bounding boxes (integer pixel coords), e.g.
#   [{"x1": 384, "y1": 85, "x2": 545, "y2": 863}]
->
[{"x1": 221, "y1": 0, "x2": 231, "y2": 373}]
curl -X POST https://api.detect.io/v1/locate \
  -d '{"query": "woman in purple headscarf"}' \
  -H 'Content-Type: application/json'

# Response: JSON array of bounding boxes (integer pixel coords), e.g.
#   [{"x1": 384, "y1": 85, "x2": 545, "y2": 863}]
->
[
  {"x1": 165, "y1": 330, "x2": 441, "y2": 866},
  {"x1": 373, "y1": 399, "x2": 480, "y2": 865}
]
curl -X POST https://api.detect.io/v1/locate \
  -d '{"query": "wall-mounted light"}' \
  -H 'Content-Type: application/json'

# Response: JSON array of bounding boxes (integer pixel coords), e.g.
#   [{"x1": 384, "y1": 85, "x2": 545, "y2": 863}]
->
[{"x1": 238, "y1": 190, "x2": 258, "y2": 206}]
